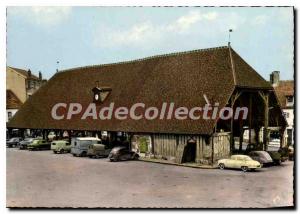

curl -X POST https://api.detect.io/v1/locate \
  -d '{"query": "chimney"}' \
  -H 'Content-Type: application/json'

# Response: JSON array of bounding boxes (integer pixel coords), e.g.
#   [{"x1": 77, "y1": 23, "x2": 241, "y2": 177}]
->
[
  {"x1": 28, "y1": 69, "x2": 32, "y2": 77},
  {"x1": 39, "y1": 71, "x2": 42, "y2": 80},
  {"x1": 270, "y1": 71, "x2": 280, "y2": 87}
]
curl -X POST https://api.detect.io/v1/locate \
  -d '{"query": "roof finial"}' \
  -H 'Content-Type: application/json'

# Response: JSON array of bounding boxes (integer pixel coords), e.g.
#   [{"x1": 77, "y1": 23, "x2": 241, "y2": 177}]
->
[
  {"x1": 228, "y1": 29, "x2": 233, "y2": 46},
  {"x1": 56, "y1": 61, "x2": 60, "y2": 73}
]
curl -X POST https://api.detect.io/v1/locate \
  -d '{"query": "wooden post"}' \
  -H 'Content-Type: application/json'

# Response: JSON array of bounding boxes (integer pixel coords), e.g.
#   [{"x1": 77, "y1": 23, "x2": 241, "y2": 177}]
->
[
  {"x1": 239, "y1": 128, "x2": 244, "y2": 152},
  {"x1": 249, "y1": 94, "x2": 252, "y2": 144},
  {"x1": 150, "y1": 134, "x2": 154, "y2": 154},
  {"x1": 230, "y1": 96, "x2": 235, "y2": 154},
  {"x1": 211, "y1": 135, "x2": 214, "y2": 165},
  {"x1": 258, "y1": 91, "x2": 269, "y2": 151},
  {"x1": 42, "y1": 130, "x2": 46, "y2": 140},
  {"x1": 279, "y1": 128, "x2": 285, "y2": 148},
  {"x1": 263, "y1": 94, "x2": 269, "y2": 151},
  {"x1": 229, "y1": 91, "x2": 242, "y2": 154},
  {"x1": 68, "y1": 130, "x2": 72, "y2": 143}
]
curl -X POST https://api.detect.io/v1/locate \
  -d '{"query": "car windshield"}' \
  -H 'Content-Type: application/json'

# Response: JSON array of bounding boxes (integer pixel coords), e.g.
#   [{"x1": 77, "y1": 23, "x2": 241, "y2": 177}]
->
[
  {"x1": 8, "y1": 138, "x2": 18, "y2": 142},
  {"x1": 244, "y1": 156, "x2": 252, "y2": 161},
  {"x1": 32, "y1": 140, "x2": 41, "y2": 144}
]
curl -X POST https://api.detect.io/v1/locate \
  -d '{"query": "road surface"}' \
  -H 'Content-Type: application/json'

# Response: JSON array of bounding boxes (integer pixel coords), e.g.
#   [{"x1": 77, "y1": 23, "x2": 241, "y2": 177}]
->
[{"x1": 7, "y1": 148, "x2": 294, "y2": 208}]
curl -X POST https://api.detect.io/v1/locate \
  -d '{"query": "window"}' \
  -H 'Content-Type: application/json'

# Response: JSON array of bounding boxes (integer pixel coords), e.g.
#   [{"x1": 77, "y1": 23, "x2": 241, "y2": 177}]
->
[
  {"x1": 7, "y1": 112, "x2": 12, "y2": 120},
  {"x1": 286, "y1": 96, "x2": 294, "y2": 106}
]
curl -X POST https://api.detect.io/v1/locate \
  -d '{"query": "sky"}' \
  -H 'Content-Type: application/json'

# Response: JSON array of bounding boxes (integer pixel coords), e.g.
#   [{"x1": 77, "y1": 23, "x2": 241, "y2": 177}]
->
[{"x1": 7, "y1": 7, "x2": 294, "y2": 80}]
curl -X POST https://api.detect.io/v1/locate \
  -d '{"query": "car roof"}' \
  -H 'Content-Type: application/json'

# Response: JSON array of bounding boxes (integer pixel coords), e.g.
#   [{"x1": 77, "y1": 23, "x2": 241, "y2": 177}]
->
[
  {"x1": 91, "y1": 144, "x2": 105, "y2": 147},
  {"x1": 52, "y1": 140, "x2": 68, "y2": 143},
  {"x1": 76, "y1": 137, "x2": 101, "y2": 141},
  {"x1": 251, "y1": 151, "x2": 267, "y2": 154},
  {"x1": 231, "y1": 155, "x2": 250, "y2": 158},
  {"x1": 112, "y1": 146, "x2": 126, "y2": 150}
]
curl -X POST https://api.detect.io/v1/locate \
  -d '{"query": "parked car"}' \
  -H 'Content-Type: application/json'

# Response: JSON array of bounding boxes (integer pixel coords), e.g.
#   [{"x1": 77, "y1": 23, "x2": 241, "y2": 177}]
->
[
  {"x1": 6, "y1": 137, "x2": 22, "y2": 148},
  {"x1": 288, "y1": 145, "x2": 294, "y2": 160},
  {"x1": 248, "y1": 151, "x2": 273, "y2": 166},
  {"x1": 278, "y1": 145, "x2": 293, "y2": 161},
  {"x1": 27, "y1": 139, "x2": 51, "y2": 150},
  {"x1": 87, "y1": 144, "x2": 111, "y2": 158},
  {"x1": 19, "y1": 138, "x2": 37, "y2": 150},
  {"x1": 218, "y1": 155, "x2": 261, "y2": 172},
  {"x1": 71, "y1": 137, "x2": 101, "y2": 157},
  {"x1": 268, "y1": 151, "x2": 284, "y2": 165},
  {"x1": 108, "y1": 147, "x2": 139, "y2": 162},
  {"x1": 51, "y1": 140, "x2": 71, "y2": 154}
]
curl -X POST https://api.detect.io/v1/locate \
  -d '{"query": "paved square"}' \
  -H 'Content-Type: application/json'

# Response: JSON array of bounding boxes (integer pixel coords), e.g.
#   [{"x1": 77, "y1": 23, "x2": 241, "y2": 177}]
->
[{"x1": 7, "y1": 148, "x2": 294, "y2": 208}]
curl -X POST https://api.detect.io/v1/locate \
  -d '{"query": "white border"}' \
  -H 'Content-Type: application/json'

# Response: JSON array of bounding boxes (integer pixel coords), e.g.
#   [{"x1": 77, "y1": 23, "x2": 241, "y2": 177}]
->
[{"x1": 1, "y1": 1, "x2": 297, "y2": 213}]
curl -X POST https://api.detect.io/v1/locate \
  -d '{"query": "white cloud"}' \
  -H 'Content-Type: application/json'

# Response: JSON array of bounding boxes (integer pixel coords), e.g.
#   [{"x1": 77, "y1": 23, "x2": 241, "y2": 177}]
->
[
  {"x1": 252, "y1": 15, "x2": 268, "y2": 25},
  {"x1": 95, "y1": 10, "x2": 219, "y2": 47},
  {"x1": 96, "y1": 22, "x2": 162, "y2": 47},
  {"x1": 168, "y1": 11, "x2": 218, "y2": 32},
  {"x1": 8, "y1": 7, "x2": 72, "y2": 26}
]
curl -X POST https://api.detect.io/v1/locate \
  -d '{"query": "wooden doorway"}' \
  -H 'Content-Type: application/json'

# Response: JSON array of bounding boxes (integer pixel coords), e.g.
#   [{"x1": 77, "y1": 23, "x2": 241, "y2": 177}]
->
[{"x1": 182, "y1": 142, "x2": 196, "y2": 163}]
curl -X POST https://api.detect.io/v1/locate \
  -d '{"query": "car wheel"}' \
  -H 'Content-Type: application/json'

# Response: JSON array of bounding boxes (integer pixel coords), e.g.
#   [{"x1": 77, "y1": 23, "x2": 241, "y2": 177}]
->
[
  {"x1": 81, "y1": 151, "x2": 87, "y2": 157},
  {"x1": 241, "y1": 166, "x2": 248, "y2": 172},
  {"x1": 219, "y1": 163, "x2": 225, "y2": 170},
  {"x1": 53, "y1": 151, "x2": 57, "y2": 154},
  {"x1": 60, "y1": 149, "x2": 65, "y2": 154}
]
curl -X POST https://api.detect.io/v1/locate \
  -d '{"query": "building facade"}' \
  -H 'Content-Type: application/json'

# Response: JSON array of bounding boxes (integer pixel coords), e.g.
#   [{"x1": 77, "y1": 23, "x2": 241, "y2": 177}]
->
[
  {"x1": 270, "y1": 71, "x2": 294, "y2": 145},
  {"x1": 6, "y1": 66, "x2": 47, "y2": 121}
]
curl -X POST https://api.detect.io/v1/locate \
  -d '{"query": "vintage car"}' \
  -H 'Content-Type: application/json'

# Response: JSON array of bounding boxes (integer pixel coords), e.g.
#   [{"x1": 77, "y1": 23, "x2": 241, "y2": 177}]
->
[
  {"x1": 51, "y1": 140, "x2": 71, "y2": 154},
  {"x1": 278, "y1": 145, "x2": 294, "y2": 161},
  {"x1": 71, "y1": 137, "x2": 101, "y2": 157},
  {"x1": 268, "y1": 151, "x2": 284, "y2": 165},
  {"x1": 27, "y1": 139, "x2": 51, "y2": 151},
  {"x1": 287, "y1": 145, "x2": 294, "y2": 160},
  {"x1": 87, "y1": 143, "x2": 111, "y2": 158},
  {"x1": 19, "y1": 138, "x2": 36, "y2": 150},
  {"x1": 108, "y1": 146, "x2": 139, "y2": 162},
  {"x1": 218, "y1": 155, "x2": 261, "y2": 172},
  {"x1": 248, "y1": 151, "x2": 273, "y2": 166},
  {"x1": 6, "y1": 137, "x2": 22, "y2": 148}
]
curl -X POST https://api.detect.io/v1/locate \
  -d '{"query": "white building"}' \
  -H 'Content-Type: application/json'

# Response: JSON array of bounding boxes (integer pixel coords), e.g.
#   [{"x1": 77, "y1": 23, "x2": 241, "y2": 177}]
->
[{"x1": 270, "y1": 71, "x2": 294, "y2": 145}]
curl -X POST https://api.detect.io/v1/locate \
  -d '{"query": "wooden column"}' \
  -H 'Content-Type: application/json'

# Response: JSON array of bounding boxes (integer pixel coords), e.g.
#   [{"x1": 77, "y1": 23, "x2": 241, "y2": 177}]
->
[
  {"x1": 230, "y1": 91, "x2": 242, "y2": 154},
  {"x1": 239, "y1": 128, "x2": 244, "y2": 152},
  {"x1": 150, "y1": 134, "x2": 154, "y2": 154},
  {"x1": 248, "y1": 94, "x2": 252, "y2": 144},
  {"x1": 279, "y1": 127, "x2": 285, "y2": 148},
  {"x1": 68, "y1": 130, "x2": 72, "y2": 143},
  {"x1": 258, "y1": 91, "x2": 269, "y2": 151},
  {"x1": 211, "y1": 135, "x2": 214, "y2": 164}
]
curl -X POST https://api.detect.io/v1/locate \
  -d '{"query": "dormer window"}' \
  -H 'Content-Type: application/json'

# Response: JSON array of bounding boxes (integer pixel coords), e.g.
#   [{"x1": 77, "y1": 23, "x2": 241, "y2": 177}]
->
[
  {"x1": 286, "y1": 95, "x2": 294, "y2": 107},
  {"x1": 92, "y1": 82, "x2": 112, "y2": 104}
]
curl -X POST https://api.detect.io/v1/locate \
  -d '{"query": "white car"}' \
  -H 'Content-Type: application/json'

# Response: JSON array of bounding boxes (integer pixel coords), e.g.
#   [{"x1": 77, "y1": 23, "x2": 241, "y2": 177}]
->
[{"x1": 218, "y1": 155, "x2": 262, "y2": 172}]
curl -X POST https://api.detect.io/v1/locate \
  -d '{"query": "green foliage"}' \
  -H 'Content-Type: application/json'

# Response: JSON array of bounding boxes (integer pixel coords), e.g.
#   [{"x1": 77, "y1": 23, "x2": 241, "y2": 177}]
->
[{"x1": 138, "y1": 137, "x2": 148, "y2": 153}]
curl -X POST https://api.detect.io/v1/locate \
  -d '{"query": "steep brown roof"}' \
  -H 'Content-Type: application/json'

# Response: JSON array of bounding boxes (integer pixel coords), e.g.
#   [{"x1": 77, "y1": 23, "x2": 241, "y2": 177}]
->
[
  {"x1": 6, "y1": 90, "x2": 23, "y2": 109},
  {"x1": 7, "y1": 46, "x2": 276, "y2": 134},
  {"x1": 8, "y1": 66, "x2": 40, "y2": 80},
  {"x1": 274, "y1": 80, "x2": 294, "y2": 108}
]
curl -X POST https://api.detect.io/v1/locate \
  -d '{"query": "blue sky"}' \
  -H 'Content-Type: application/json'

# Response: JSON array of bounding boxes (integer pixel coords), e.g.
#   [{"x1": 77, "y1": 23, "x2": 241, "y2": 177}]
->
[{"x1": 7, "y1": 7, "x2": 294, "y2": 80}]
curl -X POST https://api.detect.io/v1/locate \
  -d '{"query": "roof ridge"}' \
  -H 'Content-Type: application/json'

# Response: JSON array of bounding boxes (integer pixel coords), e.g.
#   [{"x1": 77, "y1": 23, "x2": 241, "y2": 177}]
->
[
  {"x1": 59, "y1": 45, "x2": 228, "y2": 73},
  {"x1": 8, "y1": 66, "x2": 39, "y2": 78}
]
